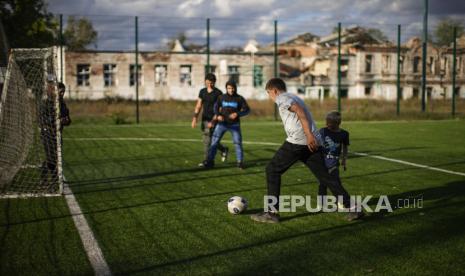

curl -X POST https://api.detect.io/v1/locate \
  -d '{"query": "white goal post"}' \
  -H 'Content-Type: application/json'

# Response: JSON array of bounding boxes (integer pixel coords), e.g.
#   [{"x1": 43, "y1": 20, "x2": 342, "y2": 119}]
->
[{"x1": 0, "y1": 47, "x2": 63, "y2": 197}]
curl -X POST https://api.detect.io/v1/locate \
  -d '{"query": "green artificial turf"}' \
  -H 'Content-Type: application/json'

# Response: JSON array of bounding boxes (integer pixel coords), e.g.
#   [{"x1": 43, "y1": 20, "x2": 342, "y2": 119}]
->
[{"x1": 1, "y1": 119, "x2": 465, "y2": 275}]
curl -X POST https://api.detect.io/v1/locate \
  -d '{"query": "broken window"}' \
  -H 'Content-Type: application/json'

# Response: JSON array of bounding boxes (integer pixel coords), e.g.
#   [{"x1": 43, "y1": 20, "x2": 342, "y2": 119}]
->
[
  {"x1": 77, "y1": 64, "x2": 90, "y2": 86},
  {"x1": 440, "y1": 57, "x2": 448, "y2": 75},
  {"x1": 228, "y1": 65, "x2": 240, "y2": 84},
  {"x1": 103, "y1": 64, "x2": 117, "y2": 87},
  {"x1": 340, "y1": 89, "x2": 348, "y2": 98},
  {"x1": 180, "y1": 65, "x2": 192, "y2": 86},
  {"x1": 399, "y1": 56, "x2": 404, "y2": 73},
  {"x1": 429, "y1": 56, "x2": 435, "y2": 74},
  {"x1": 130, "y1": 64, "x2": 142, "y2": 86},
  {"x1": 253, "y1": 65, "x2": 263, "y2": 87},
  {"x1": 413, "y1": 56, "x2": 420, "y2": 73},
  {"x1": 365, "y1": 55, "x2": 372, "y2": 73},
  {"x1": 204, "y1": 65, "x2": 217, "y2": 75},
  {"x1": 382, "y1": 55, "x2": 391, "y2": 71},
  {"x1": 456, "y1": 57, "x2": 462, "y2": 73},
  {"x1": 155, "y1": 64, "x2": 168, "y2": 86},
  {"x1": 341, "y1": 59, "x2": 349, "y2": 78},
  {"x1": 365, "y1": 86, "x2": 372, "y2": 96}
]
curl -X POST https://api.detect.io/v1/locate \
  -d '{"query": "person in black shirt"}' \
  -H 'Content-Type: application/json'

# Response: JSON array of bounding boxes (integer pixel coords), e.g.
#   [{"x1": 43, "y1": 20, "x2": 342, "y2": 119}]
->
[
  {"x1": 191, "y1": 73, "x2": 227, "y2": 167},
  {"x1": 205, "y1": 80, "x2": 250, "y2": 169},
  {"x1": 40, "y1": 80, "x2": 71, "y2": 188}
]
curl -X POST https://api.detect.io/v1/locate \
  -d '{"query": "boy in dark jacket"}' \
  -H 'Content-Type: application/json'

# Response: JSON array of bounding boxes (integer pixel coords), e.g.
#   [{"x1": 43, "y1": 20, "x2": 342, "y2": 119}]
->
[{"x1": 205, "y1": 80, "x2": 250, "y2": 169}]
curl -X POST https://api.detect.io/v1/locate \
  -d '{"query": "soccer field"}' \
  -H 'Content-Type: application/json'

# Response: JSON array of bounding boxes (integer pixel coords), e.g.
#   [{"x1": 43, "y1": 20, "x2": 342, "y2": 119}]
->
[{"x1": 1, "y1": 120, "x2": 465, "y2": 275}]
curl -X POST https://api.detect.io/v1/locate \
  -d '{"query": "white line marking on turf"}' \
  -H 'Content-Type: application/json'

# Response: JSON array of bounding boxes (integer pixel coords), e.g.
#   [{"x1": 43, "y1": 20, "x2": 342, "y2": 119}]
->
[
  {"x1": 66, "y1": 137, "x2": 465, "y2": 177},
  {"x1": 351, "y1": 152, "x2": 465, "y2": 177},
  {"x1": 63, "y1": 177, "x2": 112, "y2": 276}
]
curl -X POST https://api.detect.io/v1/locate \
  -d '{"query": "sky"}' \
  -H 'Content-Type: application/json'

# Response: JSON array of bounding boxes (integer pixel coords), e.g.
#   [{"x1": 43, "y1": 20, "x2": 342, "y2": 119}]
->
[{"x1": 45, "y1": 0, "x2": 465, "y2": 51}]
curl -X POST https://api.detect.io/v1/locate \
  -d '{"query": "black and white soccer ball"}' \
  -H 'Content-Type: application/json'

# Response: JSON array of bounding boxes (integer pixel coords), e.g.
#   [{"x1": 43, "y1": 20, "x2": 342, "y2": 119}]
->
[{"x1": 227, "y1": 196, "x2": 248, "y2": 214}]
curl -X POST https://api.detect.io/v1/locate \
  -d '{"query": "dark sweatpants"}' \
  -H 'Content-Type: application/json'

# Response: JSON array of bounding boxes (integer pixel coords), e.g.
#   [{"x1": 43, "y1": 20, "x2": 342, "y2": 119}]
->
[
  {"x1": 201, "y1": 120, "x2": 226, "y2": 161},
  {"x1": 266, "y1": 141, "x2": 352, "y2": 211}
]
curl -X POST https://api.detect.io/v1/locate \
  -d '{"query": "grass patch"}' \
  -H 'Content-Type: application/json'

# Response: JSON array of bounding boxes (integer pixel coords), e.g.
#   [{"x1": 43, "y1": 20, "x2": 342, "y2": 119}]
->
[
  {"x1": 67, "y1": 98, "x2": 465, "y2": 124},
  {"x1": 1, "y1": 120, "x2": 465, "y2": 274}
]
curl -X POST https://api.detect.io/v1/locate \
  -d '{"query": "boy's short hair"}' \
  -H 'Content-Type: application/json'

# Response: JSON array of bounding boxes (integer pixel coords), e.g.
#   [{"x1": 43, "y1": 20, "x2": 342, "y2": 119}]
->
[
  {"x1": 225, "y1": 80, "x2": 237, "y2": 93},
  {"x1": 205, "y1": 73, "x2": 216, "y2": 82},
  {"x1": 265, "y1": 78, "x2": 286, "y2": 92},
  {"x1": 326, "y1": 111, "x2": 342, "y2": 124}
]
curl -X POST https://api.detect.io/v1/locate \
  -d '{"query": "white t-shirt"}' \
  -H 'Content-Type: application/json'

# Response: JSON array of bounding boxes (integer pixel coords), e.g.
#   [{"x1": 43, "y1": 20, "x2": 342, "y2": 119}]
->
[{"x1": 275, "y1": 92, "x2": 321, "y2": 146}]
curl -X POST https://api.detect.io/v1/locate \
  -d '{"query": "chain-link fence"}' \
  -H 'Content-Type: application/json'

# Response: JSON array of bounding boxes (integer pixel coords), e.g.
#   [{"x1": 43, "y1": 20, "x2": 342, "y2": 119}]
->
[{"x1": 4, "y1": 13, "x2": 465, "y2": 122}]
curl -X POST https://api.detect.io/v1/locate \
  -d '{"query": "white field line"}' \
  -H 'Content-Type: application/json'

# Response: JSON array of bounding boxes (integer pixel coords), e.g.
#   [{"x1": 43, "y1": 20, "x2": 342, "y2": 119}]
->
[
  {"x1": 63, "y1": 176, "x2": 112, "y2": 276},
  {"x1": 68, "y1": 119, "x2": 461, "y2": 129},
  {"x1": 66, "y1": 137, "x2": 465, "y2": 177},
  {"x1": 351, "y1": 152, "x2": 465, "y2": 177}
]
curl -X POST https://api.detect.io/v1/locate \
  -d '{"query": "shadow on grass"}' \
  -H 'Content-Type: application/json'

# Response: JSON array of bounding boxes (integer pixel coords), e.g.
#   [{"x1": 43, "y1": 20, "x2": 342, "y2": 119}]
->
[
  {"x1": 67, "y1": 157, "x2": 271, "y2": 188},
  {"x1": 117, "y1": 192, "x2": 465, "y2": 275},
  {"x1": 367, "y1": 180, "x2": 465, "y2": 214}
]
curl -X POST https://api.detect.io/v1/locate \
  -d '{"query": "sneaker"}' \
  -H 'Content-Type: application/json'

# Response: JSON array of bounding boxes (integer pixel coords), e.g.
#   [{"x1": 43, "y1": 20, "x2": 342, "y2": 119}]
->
[
  {"x1": 237, "y1": 162, "x2": 244, "y2": 170},
  {"x1": 250, "y1": 212, "x2": 280, "y2": 223},
  {"x1": 198, "y1": 161, "x2": 207, "y2": 167},
  {"x1": 221, "y1": 147, "x2": 229, "y2": 162},
  {"x1": 347, "y1": 211, "x2": 365, "y2": 221},
  {"x1": 200, "y1": 160, "x2": 214, "y2": 169}
]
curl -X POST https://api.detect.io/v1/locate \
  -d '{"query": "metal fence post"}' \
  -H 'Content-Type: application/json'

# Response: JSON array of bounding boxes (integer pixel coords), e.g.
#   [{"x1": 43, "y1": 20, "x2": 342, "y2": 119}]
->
[
  {"x1": 452, "y1": 26, "x2": 457, "y2": 117},
  {"x1": 59, "y1": 14, "x2": 63, "y2": 82},
  {"x1": 206, "y1": 18, "x2": 210, "y2": 73},
  {"x1": 274, "y1": 20, "x2": 278, "y2": 121},
  {"x1": 135, "y1": 16, "x2": 139, "y2": 124},
  {"x1": 421, "y1": 0, "x2": 428, "y2": 112},
  {"x1": 397, "y1": 24, "x2": 401, "y2": 116},
  {"x1": 337, "y1": 22, "x2": 342, "y2": 113}
]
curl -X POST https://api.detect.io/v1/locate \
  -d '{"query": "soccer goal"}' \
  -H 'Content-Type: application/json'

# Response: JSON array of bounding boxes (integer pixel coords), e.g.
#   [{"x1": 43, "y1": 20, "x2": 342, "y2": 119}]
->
[{"x1": 0, "y1": 47, "x2": 63, "y2": 197}]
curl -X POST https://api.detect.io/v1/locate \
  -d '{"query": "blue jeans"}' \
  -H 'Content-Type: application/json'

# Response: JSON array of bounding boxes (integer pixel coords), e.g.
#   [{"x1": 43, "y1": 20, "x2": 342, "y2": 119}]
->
[{"x1": 208, "y1": 123, "x2": 243, "y2": 163}]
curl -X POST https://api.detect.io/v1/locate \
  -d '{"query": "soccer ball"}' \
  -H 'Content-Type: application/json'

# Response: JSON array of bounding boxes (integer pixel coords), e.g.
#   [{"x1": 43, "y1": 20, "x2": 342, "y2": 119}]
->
[{"x1": 227, "y1": 196, "x2": 248, "y2": 214}]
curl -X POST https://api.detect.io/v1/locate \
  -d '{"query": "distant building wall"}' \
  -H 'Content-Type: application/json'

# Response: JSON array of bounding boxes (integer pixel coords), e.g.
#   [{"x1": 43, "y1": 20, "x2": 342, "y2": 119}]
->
[{"x1": 65, "y1": 50, "x2": 273, "y2": 100}]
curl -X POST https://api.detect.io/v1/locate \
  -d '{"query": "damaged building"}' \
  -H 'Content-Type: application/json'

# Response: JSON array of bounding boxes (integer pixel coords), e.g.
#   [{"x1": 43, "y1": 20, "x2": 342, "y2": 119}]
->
[
  {"x1": 63, "y1": 26, "x2": 465, "y2": 101},
  {"x1": 295, "y1": 26, "x2": 465, "y2": 100},
  {"x1": 64, "y1": 40, "x2": 273, "y2": 101}
]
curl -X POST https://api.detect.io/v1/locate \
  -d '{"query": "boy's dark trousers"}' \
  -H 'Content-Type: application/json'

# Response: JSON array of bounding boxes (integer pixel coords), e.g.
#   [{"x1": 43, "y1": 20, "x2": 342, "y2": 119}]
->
[
  {"x1": 266, "y1": 141, "x2": 352, "y2": 211},
  {"x1": 318, "y1": 167, "x2": 341, "y2": 196}
]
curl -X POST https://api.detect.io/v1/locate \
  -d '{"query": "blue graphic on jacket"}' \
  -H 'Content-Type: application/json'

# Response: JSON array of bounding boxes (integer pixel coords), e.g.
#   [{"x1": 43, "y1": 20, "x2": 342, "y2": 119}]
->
[
  {"x1": 322, "y1": 136, "x2": 340, "y2": 169},
  {"x1": 222, "y1": 101, "x2": 239, "y2": 108}
]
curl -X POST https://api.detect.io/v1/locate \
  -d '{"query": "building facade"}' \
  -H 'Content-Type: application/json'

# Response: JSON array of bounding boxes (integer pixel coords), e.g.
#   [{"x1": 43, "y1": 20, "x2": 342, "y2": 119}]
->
[
  {"x1": 63, "y1": 28, "x2": 465, "y2": 101},
  {"x1": 65, "y1": 49, "x2": 273, "y2": 100}
]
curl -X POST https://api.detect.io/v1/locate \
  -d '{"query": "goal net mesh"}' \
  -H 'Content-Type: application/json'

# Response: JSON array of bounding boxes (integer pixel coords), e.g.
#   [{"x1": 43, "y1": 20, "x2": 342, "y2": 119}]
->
[{"x1": 0, "y1": 48, "x2": 63, "y2": 196}]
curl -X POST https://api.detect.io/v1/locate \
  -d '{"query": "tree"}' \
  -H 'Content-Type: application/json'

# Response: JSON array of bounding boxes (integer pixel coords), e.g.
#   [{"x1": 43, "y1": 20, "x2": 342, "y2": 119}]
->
[
  {"x1": 0, "y1": 0, "x2": 57, "y2": 48},
  {"x1": 63, "y1": 16, "x2": 97, "y2": 50},
  {"x1": 434, "y1": 18, "x2": 464, "y2": 46}
]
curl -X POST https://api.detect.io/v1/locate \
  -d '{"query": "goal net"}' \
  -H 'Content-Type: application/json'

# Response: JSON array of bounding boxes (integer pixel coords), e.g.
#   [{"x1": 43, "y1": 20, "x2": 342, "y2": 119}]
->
[{"x1": 0, "y1": 47, "x2": 63, "y2": 197}]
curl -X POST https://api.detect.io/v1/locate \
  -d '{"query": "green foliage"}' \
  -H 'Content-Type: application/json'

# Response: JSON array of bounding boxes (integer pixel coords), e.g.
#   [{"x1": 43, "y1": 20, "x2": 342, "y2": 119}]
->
[
  {"x1": 63, "y1": 16, "x2": 97, "y2": 50},
  {"x1": 434, "y1": 18, "x2": 465, "y2": 46},
  {"x1": 0, "y1": 0, "x2": 57, "y2": 48}
]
